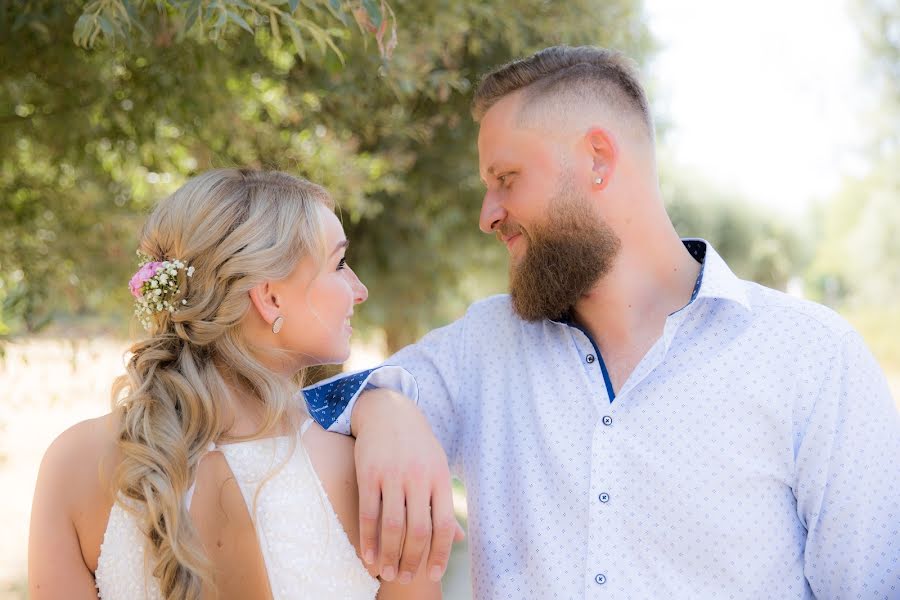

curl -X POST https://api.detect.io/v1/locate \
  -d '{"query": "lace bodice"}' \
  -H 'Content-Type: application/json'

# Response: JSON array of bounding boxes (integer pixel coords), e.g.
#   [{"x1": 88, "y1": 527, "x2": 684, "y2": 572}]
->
[{"x1": 95, "y1": 419, "x2": 379, "y2": 599}]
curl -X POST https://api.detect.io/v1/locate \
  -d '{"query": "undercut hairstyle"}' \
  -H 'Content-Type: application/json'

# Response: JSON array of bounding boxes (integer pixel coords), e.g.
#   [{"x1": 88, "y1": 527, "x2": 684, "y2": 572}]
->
[{"x1": 472, "y1": 46, "x2": 654, "y2": 140}]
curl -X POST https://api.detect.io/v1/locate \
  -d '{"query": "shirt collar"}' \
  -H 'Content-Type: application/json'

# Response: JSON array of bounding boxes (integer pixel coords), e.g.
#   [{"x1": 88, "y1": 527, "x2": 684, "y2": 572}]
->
[
  {"x1": 554, "y1": 238, "x2": 751, "y2": 325},
  {"x1": 682, "y1": 238, "x2": 751, "y2": 313}
]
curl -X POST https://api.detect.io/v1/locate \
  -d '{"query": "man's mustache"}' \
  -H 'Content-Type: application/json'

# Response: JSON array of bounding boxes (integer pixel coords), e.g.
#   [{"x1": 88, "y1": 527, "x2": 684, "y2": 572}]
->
[{"x1": 495, "y1": 221, "x2": 525, "y2": 241}]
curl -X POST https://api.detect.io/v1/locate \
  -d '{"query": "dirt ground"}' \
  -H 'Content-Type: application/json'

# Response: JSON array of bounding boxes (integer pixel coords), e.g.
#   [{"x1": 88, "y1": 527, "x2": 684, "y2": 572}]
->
[{"x1": 1, "y1": 337, "x2": 897, "y2": 599}]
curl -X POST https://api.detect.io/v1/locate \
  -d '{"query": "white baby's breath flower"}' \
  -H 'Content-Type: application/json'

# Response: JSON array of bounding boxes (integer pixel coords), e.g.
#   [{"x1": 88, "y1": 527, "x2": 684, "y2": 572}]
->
[{"x1": 131, "y1": 255, "x2": 196, "y2": 332}]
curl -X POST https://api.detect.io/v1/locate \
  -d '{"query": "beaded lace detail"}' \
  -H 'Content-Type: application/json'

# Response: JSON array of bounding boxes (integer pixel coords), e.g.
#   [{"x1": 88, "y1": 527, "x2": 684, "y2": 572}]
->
[{"x1": 95, "y1": 420, "x2": 379, "y2": 599}]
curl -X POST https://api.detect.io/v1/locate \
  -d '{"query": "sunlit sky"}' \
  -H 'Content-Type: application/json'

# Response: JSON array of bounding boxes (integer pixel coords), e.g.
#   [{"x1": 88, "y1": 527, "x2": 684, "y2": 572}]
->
[{"x1": 644, "y1": 0, "x2": 870, "y2": 216}]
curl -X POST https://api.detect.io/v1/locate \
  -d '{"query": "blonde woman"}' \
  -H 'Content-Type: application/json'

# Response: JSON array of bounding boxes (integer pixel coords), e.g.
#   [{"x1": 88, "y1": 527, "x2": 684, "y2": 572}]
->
[{"x1": 27, "y1": 169, "x2": 440, "y2": 599}]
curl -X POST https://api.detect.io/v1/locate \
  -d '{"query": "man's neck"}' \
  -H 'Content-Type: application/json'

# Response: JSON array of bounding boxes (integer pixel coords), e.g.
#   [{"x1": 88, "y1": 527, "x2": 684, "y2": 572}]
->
[{"x1": 572, "y1": 231, "x2": 701, "y2": 355}]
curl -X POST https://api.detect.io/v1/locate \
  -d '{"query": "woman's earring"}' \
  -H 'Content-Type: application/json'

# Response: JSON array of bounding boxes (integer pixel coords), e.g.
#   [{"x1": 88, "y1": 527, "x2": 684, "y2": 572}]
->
[
  {"x1": 272, "y1": 316, "x2": 284, "y2": 334},
  {"x1": 594, "y1": 177, "x2": 604, "y2": 185}
]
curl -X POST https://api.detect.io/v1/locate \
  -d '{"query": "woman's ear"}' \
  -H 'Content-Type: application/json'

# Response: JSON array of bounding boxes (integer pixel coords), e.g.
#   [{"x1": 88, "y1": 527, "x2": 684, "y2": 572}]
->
[{"x1": 248, "y1": 281, "x2": 281, "y2": 326}]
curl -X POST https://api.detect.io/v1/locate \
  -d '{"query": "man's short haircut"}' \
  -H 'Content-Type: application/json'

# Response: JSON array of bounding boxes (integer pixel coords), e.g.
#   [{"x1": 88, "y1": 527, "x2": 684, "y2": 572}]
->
[{"x1": 472, "y1": 46, "x2": 653, "y2": 139}]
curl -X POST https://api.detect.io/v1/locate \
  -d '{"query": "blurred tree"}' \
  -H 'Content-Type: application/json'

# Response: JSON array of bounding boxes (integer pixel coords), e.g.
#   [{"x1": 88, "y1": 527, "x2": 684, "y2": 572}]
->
[
  {"x1": 805, "y1": 0, "x2": 899, "y2": 307},
  {"x1": 659, "y1": 163, "x2": 807, "y2": 291},
  {"x1": 0, "y1": 0, "x2": 654, "y2": 351}
]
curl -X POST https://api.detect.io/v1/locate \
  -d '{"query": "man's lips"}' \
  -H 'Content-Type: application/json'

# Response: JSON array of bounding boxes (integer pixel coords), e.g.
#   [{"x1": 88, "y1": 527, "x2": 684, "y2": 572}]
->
[{"x1": 502, "y1": 233, "x2": 521, "y2": 250}]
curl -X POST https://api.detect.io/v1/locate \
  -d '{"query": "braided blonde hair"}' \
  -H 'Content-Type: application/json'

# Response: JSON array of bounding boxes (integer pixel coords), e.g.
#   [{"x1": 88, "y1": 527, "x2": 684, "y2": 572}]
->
[{"x1": 110, "y1": 169, "x2": 333, "y2": 599}]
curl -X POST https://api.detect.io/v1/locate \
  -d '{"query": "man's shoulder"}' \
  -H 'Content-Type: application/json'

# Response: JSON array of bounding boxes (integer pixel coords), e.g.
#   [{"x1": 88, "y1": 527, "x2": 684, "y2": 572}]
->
[
  {"x1": 458, "y1": 293, "x2": 543, "y2": 336},
  {"x1": 742, "y1": 280, "x2": 854, "y2": 340},
  {"x1": 413, "y1": 294, "x2": 526, "y2": 349},
  {"x1": 463, "y1": 293, "x2": 515, "y2": 320}
]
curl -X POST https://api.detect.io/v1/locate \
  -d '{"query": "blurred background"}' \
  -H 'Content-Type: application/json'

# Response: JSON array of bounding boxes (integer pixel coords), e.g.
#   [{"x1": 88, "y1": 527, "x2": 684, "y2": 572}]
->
[{"x1": 1, "y1": 0, "x2": 897, "y2": 598}]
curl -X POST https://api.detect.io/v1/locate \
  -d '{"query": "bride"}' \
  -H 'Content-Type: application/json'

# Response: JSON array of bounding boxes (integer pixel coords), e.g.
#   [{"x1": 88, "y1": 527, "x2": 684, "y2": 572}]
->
[{"x1": 27, "y1": 169, "x2": 440, "y2": 599}]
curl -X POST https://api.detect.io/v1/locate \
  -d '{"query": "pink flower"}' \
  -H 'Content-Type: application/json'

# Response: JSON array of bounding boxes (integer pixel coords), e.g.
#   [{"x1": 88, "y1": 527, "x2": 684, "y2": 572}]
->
[{"x1": 129, "y1": 261, "x2": 161, "y2": 298}]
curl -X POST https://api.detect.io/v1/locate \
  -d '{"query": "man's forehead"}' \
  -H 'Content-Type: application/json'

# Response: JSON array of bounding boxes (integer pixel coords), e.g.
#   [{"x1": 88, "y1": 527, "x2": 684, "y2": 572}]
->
[
  {"x1": 478, "y1": 97, "x2": 529, "y2": 175},
  {"x1": 477, "y1": 122, "x2": 550, "y2": 181}
]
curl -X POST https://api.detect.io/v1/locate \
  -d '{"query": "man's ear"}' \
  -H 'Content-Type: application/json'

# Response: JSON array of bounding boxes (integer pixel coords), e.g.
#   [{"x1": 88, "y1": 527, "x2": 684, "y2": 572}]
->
[
  {"x1": 248, "y1": 281, "x2": 281, "y2": 326},
  {"x1": 585, "y1": 127, "x2": 617, "y2": 190}
]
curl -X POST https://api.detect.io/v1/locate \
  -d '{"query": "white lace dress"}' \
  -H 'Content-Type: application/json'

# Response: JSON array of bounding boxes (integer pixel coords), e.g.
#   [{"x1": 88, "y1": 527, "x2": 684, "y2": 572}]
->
[{"x1": 95, "y1": 419, "x2": 379, "y2": 599}]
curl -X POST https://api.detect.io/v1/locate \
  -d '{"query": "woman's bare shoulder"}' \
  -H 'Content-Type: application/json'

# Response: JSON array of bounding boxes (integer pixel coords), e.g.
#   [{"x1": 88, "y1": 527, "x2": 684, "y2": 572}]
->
[
  {"x1": 302, "y1": 420, "x2": 356, "y2": 478},
  {"x1": 39, "y1": 413, "x2": 120, "y2": 498},
  {"x1": 33, "y1": 412, "x2": 121, "y2": 570},
  {"x1": 302, "y1": 420, "x2": 358, "y2": 508},
  {"x1": 301, "y1": 421, "x2": 373, "y2": 565}
]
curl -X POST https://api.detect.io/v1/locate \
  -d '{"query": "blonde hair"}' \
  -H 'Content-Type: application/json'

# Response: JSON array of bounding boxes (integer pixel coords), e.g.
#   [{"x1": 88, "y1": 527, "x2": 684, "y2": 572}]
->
[{"x1": 110, "y1": 169, "x2": 333, "y2": 599}]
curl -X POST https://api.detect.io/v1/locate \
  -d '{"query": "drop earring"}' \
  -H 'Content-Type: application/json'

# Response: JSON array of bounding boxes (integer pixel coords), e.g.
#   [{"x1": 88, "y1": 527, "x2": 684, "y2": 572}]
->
[{"x1": 272, "y1": 316, "x2": 284, "y2": 334}]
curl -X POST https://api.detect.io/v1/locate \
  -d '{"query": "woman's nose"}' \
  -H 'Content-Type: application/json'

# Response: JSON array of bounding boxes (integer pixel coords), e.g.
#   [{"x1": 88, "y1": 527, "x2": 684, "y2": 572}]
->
[{"x1": 349, "y1": 268, "x2": 368, "y2": 304}]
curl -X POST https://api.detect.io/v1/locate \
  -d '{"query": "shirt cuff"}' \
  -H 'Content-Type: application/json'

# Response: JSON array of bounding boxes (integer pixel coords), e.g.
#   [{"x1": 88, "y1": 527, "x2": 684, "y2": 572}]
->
[{"x1": 301, "y1": 366, "x2": 420, "y2": 434}]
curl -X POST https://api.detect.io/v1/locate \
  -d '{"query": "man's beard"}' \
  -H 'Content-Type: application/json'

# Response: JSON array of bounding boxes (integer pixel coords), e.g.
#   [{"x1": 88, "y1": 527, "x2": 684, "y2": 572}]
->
[{"x1": 505, "y1": 183, "x2": 621, "y2": 322}]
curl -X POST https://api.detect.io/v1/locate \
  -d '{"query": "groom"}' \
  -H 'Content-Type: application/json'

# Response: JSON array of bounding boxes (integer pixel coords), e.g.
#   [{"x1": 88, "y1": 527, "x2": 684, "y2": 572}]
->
[{"x1": 305, "y1": 46, "x2": 900, "y2": 597}]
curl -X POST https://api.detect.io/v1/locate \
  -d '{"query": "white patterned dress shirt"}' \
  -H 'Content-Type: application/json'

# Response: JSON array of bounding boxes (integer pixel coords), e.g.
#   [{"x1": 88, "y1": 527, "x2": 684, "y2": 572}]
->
[{"x1": 304, "y1": 240, "x2": 900, "y2": 599}]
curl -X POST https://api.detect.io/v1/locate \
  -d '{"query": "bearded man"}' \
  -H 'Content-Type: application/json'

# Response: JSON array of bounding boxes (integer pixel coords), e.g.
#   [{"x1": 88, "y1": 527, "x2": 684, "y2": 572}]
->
[{"x1": 304, "y1": 46, "x2": 900, "y2": 598}]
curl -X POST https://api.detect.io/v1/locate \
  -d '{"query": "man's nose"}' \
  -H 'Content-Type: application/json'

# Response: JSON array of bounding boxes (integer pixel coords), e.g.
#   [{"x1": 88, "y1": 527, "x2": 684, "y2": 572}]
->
[{"x1": 479, "y1": 189, "x2": 507, "y2": 234}]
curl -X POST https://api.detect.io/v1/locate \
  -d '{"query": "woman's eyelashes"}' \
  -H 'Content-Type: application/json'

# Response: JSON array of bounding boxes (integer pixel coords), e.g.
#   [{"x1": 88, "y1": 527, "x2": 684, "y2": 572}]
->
[{"x1": 337, "y1": 257, "x2": 347, "y2": 270}]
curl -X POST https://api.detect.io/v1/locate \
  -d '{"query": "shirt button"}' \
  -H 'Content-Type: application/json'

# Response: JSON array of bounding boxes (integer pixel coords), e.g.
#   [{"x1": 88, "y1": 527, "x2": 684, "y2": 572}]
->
[
  {"x1": 586, "y1": 354, "x2": 596, "y2": 364},
  {"x1": 594, "y1": 573, "x2": 606, "y2": 585},
  {"x1": 599, "y1": 492, "x2": 610, "y2": 503},
  {"x1": 602, "y1": 415, "x2": 612, "y2": 426}
]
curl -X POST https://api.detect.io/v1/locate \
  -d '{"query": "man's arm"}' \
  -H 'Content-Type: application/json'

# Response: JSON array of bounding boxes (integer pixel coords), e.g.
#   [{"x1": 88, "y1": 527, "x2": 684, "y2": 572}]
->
[
  {"x1": 794, "y1": 330, "x2": 900, "y2": 596},
  {"x1": 351, "y1": 388, "x2": 461, "y2": 585},
  {"x1": 304, "y1": 317, "x2": 469, "y2": 584}
]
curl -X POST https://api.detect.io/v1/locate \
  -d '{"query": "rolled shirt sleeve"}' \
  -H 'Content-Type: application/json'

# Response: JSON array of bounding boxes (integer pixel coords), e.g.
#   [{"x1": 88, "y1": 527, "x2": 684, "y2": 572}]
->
[
  {"x1": 302, "y1": 315, "x2": 467, "y2": 469},
  {"x1": 303, "y1": 366, "x2": 419, "y2": 433}
]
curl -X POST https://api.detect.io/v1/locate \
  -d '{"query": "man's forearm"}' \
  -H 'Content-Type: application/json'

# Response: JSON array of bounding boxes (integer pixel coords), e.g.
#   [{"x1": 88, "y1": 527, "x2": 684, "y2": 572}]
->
[
  {"x1": 349, "y1": 385, "x2": 461, "y2": 584},
  {"x1": 350, "y1": 387, "x2": 418, "y2": 437}
]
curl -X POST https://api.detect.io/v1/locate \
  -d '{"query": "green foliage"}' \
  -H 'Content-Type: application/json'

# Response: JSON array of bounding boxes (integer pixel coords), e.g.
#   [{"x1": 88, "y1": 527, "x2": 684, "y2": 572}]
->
[
  {"x1": 660, "y1": 163, "x2": 807, "y2": 290},
  {"x1": 851, "y1": 0, "x2": 899, "y2": 153},
  {"x1": 0, "y1": 0, "x2": 653, "y2": 350},
  {"x1": 807, "y1": 1, "x2": 900, "y2": 309},
  {"x1": 69, "y1": 0, "x2": 398, "y2": 63},
  {"x1": 805, "y1": 152, "x2": 900, "y2": 306}
]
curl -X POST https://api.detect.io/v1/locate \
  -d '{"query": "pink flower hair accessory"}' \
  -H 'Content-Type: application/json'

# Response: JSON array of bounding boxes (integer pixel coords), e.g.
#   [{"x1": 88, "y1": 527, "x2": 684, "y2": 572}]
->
[{"x1": 130, "y1": 251, "x2": 195, "y2": 331}]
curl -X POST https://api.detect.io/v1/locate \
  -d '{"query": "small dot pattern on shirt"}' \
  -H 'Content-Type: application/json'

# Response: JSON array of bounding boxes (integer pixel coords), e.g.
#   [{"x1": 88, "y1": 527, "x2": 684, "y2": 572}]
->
[
  {"x1": 304, "y1": 368, "x2": 375, "y2": 429},
  {"x1": 305, "y1": 239, "x2": 900, "y2": 599}
]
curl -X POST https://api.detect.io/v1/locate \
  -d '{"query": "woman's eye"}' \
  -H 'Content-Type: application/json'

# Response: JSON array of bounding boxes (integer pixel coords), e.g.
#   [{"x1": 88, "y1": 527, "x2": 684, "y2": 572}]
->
[{"x1": 337, "y1": 257, "x2": 347, "y2": 270}]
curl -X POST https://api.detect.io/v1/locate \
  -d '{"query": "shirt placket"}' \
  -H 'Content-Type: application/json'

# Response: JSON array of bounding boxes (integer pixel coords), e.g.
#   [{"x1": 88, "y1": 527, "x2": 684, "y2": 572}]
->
[{"x1": 569, "y1": 331, "x2": 619, "y2": 594}]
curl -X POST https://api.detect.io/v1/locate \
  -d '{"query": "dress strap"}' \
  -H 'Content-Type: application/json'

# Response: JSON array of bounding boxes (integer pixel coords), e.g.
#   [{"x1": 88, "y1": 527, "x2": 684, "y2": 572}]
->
[
  {"x1": 300, "y1": 417, "x2": 315, "y2": 437},
  {"x1": 185, "y1": 441, "x2": 218, "y2": 510}
]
